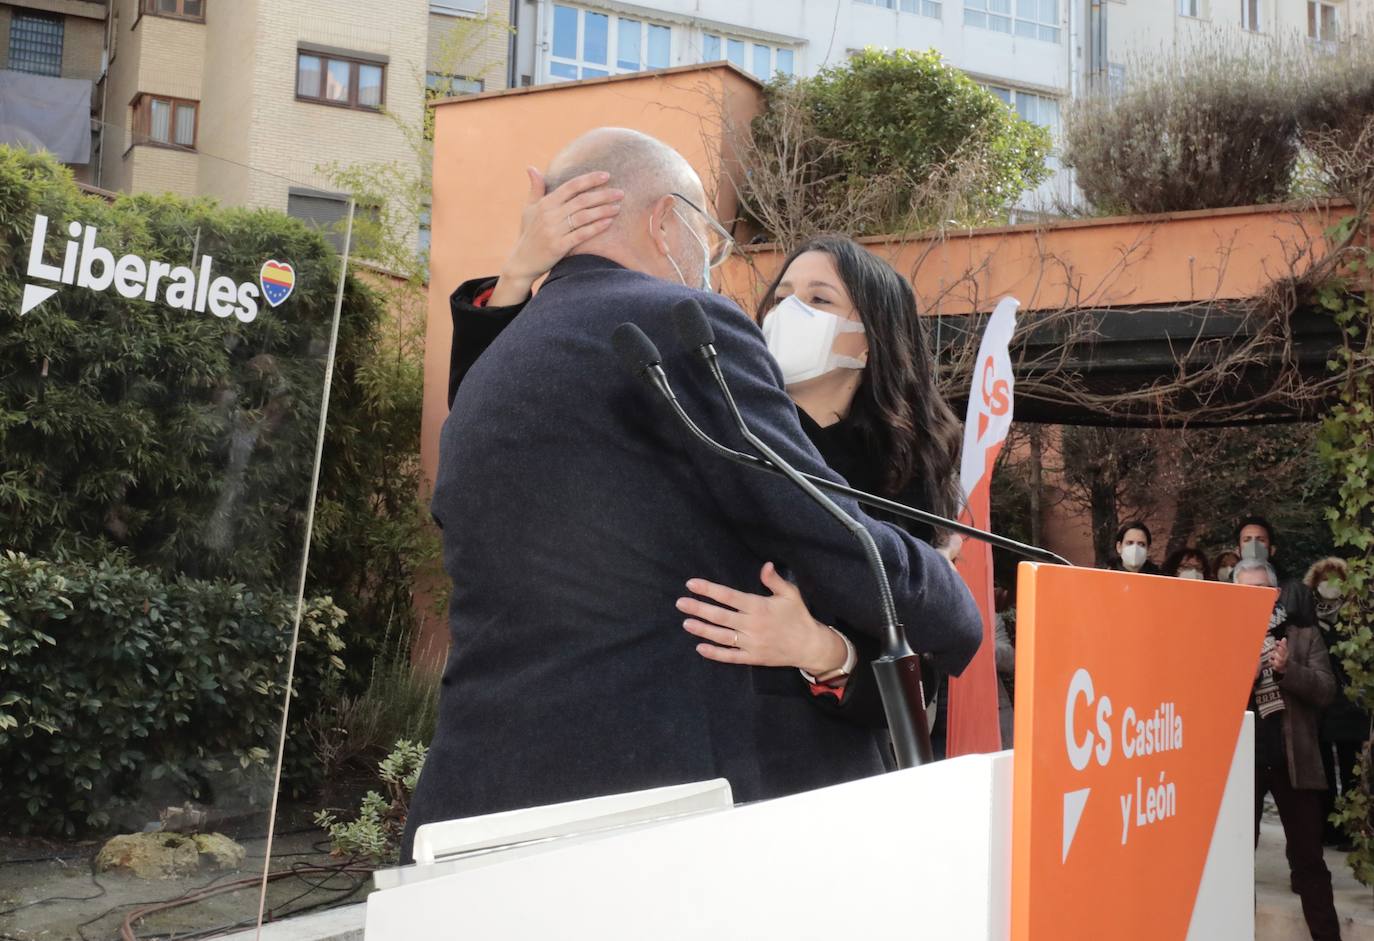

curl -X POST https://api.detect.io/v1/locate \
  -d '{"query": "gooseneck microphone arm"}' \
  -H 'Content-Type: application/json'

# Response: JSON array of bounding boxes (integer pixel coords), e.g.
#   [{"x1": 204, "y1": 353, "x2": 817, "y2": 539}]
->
[
  {"x1": 611, "y1": 319, "x2": 932, "y2": 769},
  {"x1": 626, "y1": 312, "x2": 1070, "y2": 567}
]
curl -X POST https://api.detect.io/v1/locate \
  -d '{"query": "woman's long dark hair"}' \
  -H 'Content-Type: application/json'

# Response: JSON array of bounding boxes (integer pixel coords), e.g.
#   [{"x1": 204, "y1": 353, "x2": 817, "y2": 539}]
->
[{"x1": 757, "y1": 235, "x2": 963, "y2": 519}]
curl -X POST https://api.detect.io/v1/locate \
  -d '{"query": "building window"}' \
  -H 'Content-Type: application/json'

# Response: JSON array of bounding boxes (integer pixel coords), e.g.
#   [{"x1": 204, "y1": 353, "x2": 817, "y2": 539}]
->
[
  {"x1": 1107, "y1": 62, "x2": 1126, "y2": 99},
  {"x1": 426, "y1": 71, "x2": 484, "y2": 97},
  {"x1": 297, "y1": 51, "x2": 385, "y2": 110},
  {"x1": 143, "y1": 0, "x2": 205, "y2": 21},
  {"x1": 1308, "y1": 1, "x2": 1338, "y2": 41},
  {"x1": 855, "y1": 0, "x2": 942, "y2": 17},
  {"x1": 548, "y1": 4, "x2": 672, "y2": 81},
  {"x1": 702, "y1": 33, "x2": 796, "y2": 79},
  {"x1": 984, "y1": 85, "x2": 1060, "y2": 137},
  {"x1": 430, "y1": 1, "x2": 487, "y2": 14},
  {"x1": 966, "y1": 0, "x2": 1059, "y2": 41},
  {"x1": 1241, "y1": 0, "x2": 1261, "y2": 31},
  {"x1": 1015, "y1": 90, "x2": 1060, "y2": 136},
  {"x1": 133, "y1": 94, "x2": 198, "y2": 149},
  {"x1": 1177, "y1": 0, "x2": 1199, "y2": 16},
  {"x1": 8, "y1": 11, "x2": 64, "y2": 77}
]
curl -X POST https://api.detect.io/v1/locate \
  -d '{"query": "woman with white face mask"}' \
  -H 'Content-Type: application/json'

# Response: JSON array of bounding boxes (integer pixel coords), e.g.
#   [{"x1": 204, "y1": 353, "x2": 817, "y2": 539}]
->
[
  {"x1": 677, "y1": 236, "x2": 963, "y2": 743},
  {"x1": 1105, "y1": 520, "x2": 1161, "y2": 575},
  {"x1": 1163, "y1": 547, "x2": 1212, "y2": 581}
]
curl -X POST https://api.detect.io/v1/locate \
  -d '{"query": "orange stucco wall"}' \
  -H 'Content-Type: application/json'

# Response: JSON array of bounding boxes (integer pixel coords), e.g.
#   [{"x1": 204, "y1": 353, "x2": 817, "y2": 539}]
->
[
  {"x1": 423, "y1": 63, "x2": 764, "y2": 490},
  {"x1": 715, "y1": 202, "x2": 1346, "y2": 317}
]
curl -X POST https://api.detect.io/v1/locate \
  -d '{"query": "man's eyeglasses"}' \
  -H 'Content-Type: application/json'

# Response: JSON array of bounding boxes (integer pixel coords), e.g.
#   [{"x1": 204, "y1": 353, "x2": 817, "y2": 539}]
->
[{"x1": 671, "y1": 193, "x2": 735, "y2": 269}]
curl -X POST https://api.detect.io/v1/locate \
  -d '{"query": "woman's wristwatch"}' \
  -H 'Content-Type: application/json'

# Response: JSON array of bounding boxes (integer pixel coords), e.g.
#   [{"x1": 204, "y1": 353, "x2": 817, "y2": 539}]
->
[{"x1": 799, "y1": 625, "x2": 858, "y2": 686}]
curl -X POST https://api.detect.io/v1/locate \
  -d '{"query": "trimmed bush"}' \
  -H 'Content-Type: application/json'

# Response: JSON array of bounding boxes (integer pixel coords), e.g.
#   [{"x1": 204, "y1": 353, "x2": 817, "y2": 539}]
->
[
  {"x1": 1064, "y1": 41, "x2": 1301, "y2": 214},
  {"x1": 742, "y1": 48, "x2": 1051, "y2": 239},
  {"x1": 0, "y1": 549, "x2": 345, "y2": 835}
]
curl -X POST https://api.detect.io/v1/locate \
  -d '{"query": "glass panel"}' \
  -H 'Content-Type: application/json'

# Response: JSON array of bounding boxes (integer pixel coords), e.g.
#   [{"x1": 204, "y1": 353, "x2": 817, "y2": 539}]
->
[
  {"x1": 991, "y1": 0, "x2": 1011, "y2": 12},
  {"x1": 550, "y1": 61, "x2": 577, "y2": 79},
  {"x1": 1309, "y1": 2, "x2": 1318, "y2": 35},
  {"x1": 964, "y1": 9, "x2": 987, "y2": 27},
  {"x1": 703, "y1": 33, "x2": 720, "y2": 60},
  {"x1": 581, "y1": 66, "x2": 608, "y2": 78},
  {"x1": 987, "y1": 84, "x2": 1012, "y2": 103},
  {"x1": 1040, "y1": 24, "x2": 1059, "y2": 41},
  {"x1": 551, "y1": 4, "x2": 578, "y2": 59},
  {"x1": 149, "y1": 97, "x2": 171, "y2": 142},
  {"x1": 1040, "y1": 0, "x2": 1057, "y2": 21},
  {"x1": 990, "y1": 14, "x2": 1011, "y2": 31},
  {"x1": 174, "y1": 103, "x2": 195, "y2": 146},
  {"x1": 647, "y1": 24, "x2": 670, "y2": 68},
  {"x1": 617, "y1": 18, "x2": 641, "y2": 70},
  {"x1": 184, "y1": 0, "x2": 203, "y2": 15},
  {"x1": 967, "y1": 0, "x2": 987, "y2": 9},
  {"x1": 0, "y1": 133, "x2": 352, "y2": 941},
  {"x1": 727, "y1": 38, "x2": 746, "y2": 68},
  {"x1": 325, "y1": 59, "x2": 351, "y2": 102},
  {"x1": 752, "y1": 43, "x2": 770, "y2": 79},
  {"x1": 776, "y1": 48, "x2": 794, "y2": 75},
  {"x1": 1017, "y1": 0, "x2": 1036, "y2": 16},
  {"x1": 923, "y1": 1, "x2": 942, "y2": 16},
  {"x1": 583, "y1": 11, "x2": 608, "y2": 64},
  {"x1": 1015, "y1": 19, "x2": 1036, "y2": 37},
  {"x1": 358, "y1": 64, "x2": 383, "y2": 107},
  {"x1": 297, "y1": 54, "x2": 321, "y2": 97},
  {"x1": 158, "y1": 0, "x2": 178, "y2": 11}
]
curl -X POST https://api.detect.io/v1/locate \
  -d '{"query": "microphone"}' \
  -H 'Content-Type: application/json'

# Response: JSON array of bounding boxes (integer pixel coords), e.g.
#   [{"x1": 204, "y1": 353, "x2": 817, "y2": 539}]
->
[
  {"x1": 670, "y1": 300, "x2": 1067, "y2": 566},
  {"x1": 613, "y1": 319, "x2": 932, "y2": 769}
]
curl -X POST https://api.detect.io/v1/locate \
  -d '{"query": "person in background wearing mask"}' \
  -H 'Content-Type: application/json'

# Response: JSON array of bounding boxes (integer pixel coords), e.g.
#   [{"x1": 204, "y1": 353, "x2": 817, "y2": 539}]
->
[
  {"x1": 1106, "y1": 520, "x2": 1161, "y2": 575},
  {"x1": 1163, "y1": 547, "x2": 1212, "y2": 581},
  {"x1": 447, "y1": 181, "x2": 966, "y2": 737},
  {"x1": 1235, "y1": 558, "x2": 1341, "y2": 941},
  {"x1": 1214, "y1": 549, "x2": 1240, "y2": 583},
  {"x1": 1306, "y1": 557, "x2": 1364, "y2": 849},
  {"x1": 1237, "y1": 515, "x2": 1281, "y2": 572}
]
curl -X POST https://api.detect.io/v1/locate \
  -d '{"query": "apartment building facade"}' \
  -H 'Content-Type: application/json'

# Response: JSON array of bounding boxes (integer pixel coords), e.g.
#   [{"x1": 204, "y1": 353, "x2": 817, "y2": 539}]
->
[
  {"x1": 2, "y1": 0, "x2": 509, "y2": 243},
  {"x1": 0, "y1": 0, "x2": 107, "y2": 184},
  {"x1": 502, "y1": 0, "x2": 1372, "y2": 212}
]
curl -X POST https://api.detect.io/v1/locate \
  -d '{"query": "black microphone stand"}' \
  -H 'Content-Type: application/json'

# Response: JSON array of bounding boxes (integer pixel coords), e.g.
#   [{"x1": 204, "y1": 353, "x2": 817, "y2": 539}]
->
[{"x1": 612, "y1": 320, "x2": 932, "y2": 769}]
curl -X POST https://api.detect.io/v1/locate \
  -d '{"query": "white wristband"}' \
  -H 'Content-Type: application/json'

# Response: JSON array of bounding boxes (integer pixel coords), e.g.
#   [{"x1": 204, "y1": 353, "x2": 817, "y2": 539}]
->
[{"x1": 799, "y1": 626, "x2": 858, "y2": 685}]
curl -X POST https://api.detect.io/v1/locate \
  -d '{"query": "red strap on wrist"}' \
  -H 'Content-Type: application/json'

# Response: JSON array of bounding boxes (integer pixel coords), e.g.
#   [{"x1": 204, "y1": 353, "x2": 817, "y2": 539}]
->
[{"x1": 473, "y1": 286, "x2": 495, "y2": 308}]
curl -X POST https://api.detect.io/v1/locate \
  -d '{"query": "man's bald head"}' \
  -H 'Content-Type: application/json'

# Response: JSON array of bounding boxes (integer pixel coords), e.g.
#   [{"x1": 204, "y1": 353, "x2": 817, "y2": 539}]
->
[
  {"x1": 541, "y1": 127, "x2": 714, "y2": 288},
  {"x1": 546, "y1": 128, "x2": 704, "y2": 212}
]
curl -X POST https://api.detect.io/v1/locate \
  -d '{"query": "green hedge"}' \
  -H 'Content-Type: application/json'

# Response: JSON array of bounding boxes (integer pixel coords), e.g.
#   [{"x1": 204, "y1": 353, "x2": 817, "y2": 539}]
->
[
  {"x1": 1, "y1": 147, "x2": 433, "y2": 683},
  {"x1": 0, "y1": 550, "x2": 345, "y2": 835}
]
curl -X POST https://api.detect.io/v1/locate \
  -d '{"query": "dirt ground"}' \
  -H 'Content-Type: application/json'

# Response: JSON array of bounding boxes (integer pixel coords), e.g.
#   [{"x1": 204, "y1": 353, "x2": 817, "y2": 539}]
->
[{"x1": 0, "y1": 823, "x2": 373, "y2": 941}]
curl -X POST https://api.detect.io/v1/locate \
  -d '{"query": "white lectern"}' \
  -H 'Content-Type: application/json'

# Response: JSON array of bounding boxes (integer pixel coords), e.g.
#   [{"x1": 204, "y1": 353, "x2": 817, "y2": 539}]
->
[{"x1": 367, "y1": 752, "x2": 1014, "y2": 940}]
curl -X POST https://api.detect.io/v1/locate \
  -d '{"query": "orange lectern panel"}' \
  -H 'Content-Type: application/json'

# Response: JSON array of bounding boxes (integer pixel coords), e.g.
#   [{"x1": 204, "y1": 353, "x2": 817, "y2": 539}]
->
[{"x1": 1010, "y1": 563, "x2": 1273, "y2": 941}]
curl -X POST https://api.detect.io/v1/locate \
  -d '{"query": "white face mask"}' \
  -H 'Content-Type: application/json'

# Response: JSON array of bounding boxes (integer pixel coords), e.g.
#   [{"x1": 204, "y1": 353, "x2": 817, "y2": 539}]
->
[
  {"x1": 1216, "y1": 565, "x2": 1234, "y2": 583},
  {"x1": 1121, "y1": 544, "x2": 1148, "y2": 571},
  {"x1": 665, "y1": 208, "x2": 711, "y2": 291},
  {"x1": 761, "y1": 295, "x2": 866, "y2": 387},
  {"x1": 1318, "y1": 580, "x2": 1343, "y2": 600},
  {"x1": 1241, "y1": 540, "x2": 1269, "y2": 563},
  {"x1": 1177, "y1": 568, "x2": 1203, "y2": 580}
]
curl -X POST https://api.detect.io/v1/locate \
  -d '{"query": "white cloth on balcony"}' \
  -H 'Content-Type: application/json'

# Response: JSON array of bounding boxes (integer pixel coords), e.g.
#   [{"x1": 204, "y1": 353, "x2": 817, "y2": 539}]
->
[{"x1": 0, "y1": 69, "x2": 92, "y2": 164}]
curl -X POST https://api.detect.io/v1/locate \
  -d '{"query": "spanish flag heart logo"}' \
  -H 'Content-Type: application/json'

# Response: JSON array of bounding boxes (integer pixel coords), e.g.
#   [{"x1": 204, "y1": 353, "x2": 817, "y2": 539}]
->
[{"x1": 260, "y1": 260, "x2": 295, "y2": 307}]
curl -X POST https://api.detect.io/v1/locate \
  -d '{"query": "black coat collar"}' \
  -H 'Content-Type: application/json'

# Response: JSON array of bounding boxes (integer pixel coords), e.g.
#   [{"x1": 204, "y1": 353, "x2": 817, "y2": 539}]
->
[{"x1": 543, "y1": 254, "x2": 628, "y2": 286}]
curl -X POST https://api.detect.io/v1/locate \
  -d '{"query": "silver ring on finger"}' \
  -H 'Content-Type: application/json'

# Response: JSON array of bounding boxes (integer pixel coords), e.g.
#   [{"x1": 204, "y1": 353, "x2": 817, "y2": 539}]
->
[
  {"x1": 732, "y1": 629, "x2": 740, "y2": 648},
  {"x1": 566, "y1": 213, "x2": 575, "y2": 232}
]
